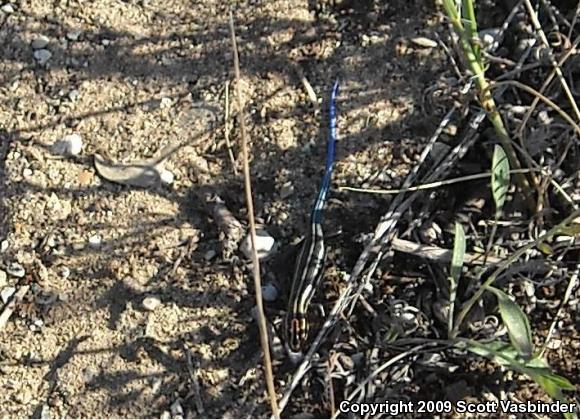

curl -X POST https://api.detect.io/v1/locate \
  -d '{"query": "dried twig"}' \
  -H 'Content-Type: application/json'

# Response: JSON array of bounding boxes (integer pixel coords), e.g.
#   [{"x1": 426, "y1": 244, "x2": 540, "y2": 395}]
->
[{"x1": 228, "y1": 11, "x2": 280, "y2": 419}]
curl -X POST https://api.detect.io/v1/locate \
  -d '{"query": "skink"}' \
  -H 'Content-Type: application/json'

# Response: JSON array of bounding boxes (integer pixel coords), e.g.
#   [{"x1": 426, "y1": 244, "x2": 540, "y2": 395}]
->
[{"x1": 285, "y1": 80, "x2": 339, "y2": 353}]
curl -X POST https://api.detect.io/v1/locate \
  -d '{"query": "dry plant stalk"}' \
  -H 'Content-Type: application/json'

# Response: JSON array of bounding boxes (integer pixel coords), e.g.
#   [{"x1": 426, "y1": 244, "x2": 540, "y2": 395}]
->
[{"x1": 228, "y1": 11, "x2": 280, "y2": 419}]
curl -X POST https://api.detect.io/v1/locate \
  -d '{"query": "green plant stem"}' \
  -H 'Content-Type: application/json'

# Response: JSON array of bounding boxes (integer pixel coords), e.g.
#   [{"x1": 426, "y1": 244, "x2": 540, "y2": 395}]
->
[
  {"x1": 443, "y1": 0, "x2": 536, "y2": 212},
  {"x1": 451, "y1": 208, "x2": 580, "y2": 338}
]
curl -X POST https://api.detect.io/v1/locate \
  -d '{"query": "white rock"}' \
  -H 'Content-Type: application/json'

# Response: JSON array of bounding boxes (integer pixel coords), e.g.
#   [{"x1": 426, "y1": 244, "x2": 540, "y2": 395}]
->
[
  {"x1": 33, "y1": 49, "x2": 52, "y2": 65},
  {"x1": 45, "y1": 193, "x2": 72, "y2": 220},
  {"x1": 0, "y1": 270, "x2": 6, "y2": 288},
  {"x1": 0, "y1": 240, "x2": 8, "y2": 252},
  {"x1": 1, "y1": 286, "x2": 16, "y2": 304},
  {"x1": 66, "y1": 30, "x2": 82, "y2": 41},
  {"x1": 52, "y1": 133, "x2": 83, "y2": 156},
  {"x1": 1, "y1": 3, "x2": 15, "y2": 13},
  {"x1": 142, "y1": 296, "x2": 161, "y2": 311},
  {"x1": 7, "y1": 262, "x2": 25, "y2": 278},
  {"x1": 59, "y1": 266, "x2": 71, "y2": 279},
  {"x1": 261, "y1": 282, "x2": 278, "y2": 302},
  {"x1": 240, "y1": 229, "x2": 276, "y2": 260},
  {"x1": 88, "y1": 234, "x2": 102, "y2": 248},
  {"x1": 31, "y1": 35, "x2": 50, "y2": 49},
  {"x1": 159, "y1": 168, "x2": 174, "y2": 185},
  {"x1": 410, "y1": 36, "x2": 437, "y2": 48}
]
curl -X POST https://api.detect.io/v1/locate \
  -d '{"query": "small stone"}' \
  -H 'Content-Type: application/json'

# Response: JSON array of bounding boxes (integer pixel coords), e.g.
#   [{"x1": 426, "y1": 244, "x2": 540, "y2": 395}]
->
[
  {"x1": 52, "y1": 133, "x2": 83, "y2": 156},
  {"x1": 261, "y1": 282, "x2": 278, "y2": 302},
  {"x1": 240, "y1": 229, "x2": 276, "y2": 260},
  {"x1": 59, "y1": 266, "x2": 71, "y2": 279},
  {"x1": 280, "y1": 181, "x2": 294, "y2": 199},
  {"x1": 170, "y1": 399, "x2": 184, "y2": 418},
  {"x1": 159, "y1": 169, "x2": 174, "y2": 185},
  {"x1": 410, "y1": 36, "x2": 437, "y2": 48},
  {"x1": 33, "y1": 318, "x2": 44, "y2": 328},
  {"x1": 1, "y1": 3, "x2": 15, "y2": 13},
  {"x1": 31, "y1": 35, "x2": 50, "y2": 49},
  {"x1": 68, "y1": 89, "x2": 79, "y2": 102},
  {"x1": 1, "y1": 286, "x2": 16, "y2": 304},
  {"x1": 101, "y1": 38, "x2": 111, "y2": 46},
  {"x1": 142, "y1": 296, "x2": 161, "y2": 311},
  {"x1": 87, "y1": 234, "x2": 102, "y2": 248},
  {"x1": 45, "y1": 193, "x2": 72, "y2": 221},
  {"x1": 23, "y1": 168, "x2": 33, "y2": 177},
  {"x1": 40, "y1": 404, "x2": 51, "y2": 419},
  {"x1": 66, "y1": 30, "x2": 82, "y2": 41},
  {"x1": 0, "y1": 270, "x2": 7, "y2": 288},
  {"x1": 204, "y1": 249, "x2": 217, "y2": 261},
  {"x1": 159, "y1": 97, "x2": 172, "y2": 109},
  {"x1": 0, "y1": 240, "x2": 8, "y2": 252},
  {"x1": 7, "y1": 262, "x2": 25, "y2": 278},
  {"x1": 33, "y1": 49, "x2": 52, "y2": 65}
]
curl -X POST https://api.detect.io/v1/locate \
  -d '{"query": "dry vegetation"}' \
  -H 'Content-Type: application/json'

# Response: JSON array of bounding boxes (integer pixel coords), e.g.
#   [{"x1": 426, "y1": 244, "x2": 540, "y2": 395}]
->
[{"x1": 0, "y1": 0, "x2": 579, "y2": 418}]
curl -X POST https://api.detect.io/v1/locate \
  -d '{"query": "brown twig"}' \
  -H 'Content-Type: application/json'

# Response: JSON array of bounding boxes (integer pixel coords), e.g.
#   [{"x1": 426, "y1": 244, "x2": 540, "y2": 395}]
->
[{"x1": 228, "y1": 10, "x2": 280, "y2": 419}]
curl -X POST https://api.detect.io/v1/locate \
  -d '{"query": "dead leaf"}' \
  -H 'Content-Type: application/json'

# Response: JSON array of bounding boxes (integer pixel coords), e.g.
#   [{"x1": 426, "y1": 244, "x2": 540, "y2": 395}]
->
[{"x1": 94, "y1": 154, "x2": 163, "y2": 188}]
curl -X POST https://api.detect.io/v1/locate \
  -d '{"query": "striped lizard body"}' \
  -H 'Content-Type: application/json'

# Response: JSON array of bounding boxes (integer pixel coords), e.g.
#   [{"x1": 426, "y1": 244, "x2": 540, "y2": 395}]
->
[{"x1": 285, "y1": 80, "x2": 339, "y2": 353}]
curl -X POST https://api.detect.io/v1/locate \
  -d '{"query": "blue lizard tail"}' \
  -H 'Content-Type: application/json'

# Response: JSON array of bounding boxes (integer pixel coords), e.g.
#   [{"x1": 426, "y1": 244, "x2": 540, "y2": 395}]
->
[{"x1": 311, "y1": 79, "x2": 339, "y2": 224}]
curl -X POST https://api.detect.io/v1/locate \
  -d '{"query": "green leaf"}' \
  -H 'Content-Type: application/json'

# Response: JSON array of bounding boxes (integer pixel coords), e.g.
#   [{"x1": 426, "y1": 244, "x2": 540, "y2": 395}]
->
[
  {"x1": 558, "y1": 223, "x2": 580, "y2": 236},
  {"x1": 486, "y1": 286, "x2": 533, "y2": 359},
  {"x1": 491, "y1": 144, "x2": 510, "y2": 215},
  {"x1": 460, "y1": 339, "x2": 576, "y2": 418},
  {"x1": 537, "y1": 242, "x2": 554, "y2": 255},
  {"x1": 450, "y1": 222, "x2": 466, "y2": 281},
  {"x1": 448, "y1": 222, "x2": 466, "y2": 335}
]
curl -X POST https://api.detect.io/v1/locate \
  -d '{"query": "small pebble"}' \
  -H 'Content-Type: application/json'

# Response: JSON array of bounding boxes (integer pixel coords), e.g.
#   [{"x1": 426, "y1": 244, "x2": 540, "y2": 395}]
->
[
  {"x1": 280, "y1": 182, "x2": 294, "y2": 199},
  {"x1": 261, "y1": 282, "x2": 279, "y2": 302},
  {"x1": 7, "y1": 262, "x2": 25, "y2": 278},
  {"x1": 0, "y1": 240, "x2": 8, "y2": 252},
  {"x1": 410, "y1": 36, "x2": 437, "y2": 48},
  {"x1": 52, "y1": 133, "x2": 83, "y2": 156},
  {"x1": 33, "y1": 49, "x2": 52, "y2": 65},
  {"x1": 240, "y1": 229, "x2": 276, "y2": 260},
  {"x1": 68, "y1": 89, "x2": 79, "y2": 102},
  {"x1": 0, "y1": 270, "x2": 7, "y2": 288},
  {"x1": 204, "y1": 249, "x2": 217, "y2": 261},
  {"x1": 88, "y1": 234, "x2": 102, "y2": 248},
  {"x1": 23, "y1": 168, "x2": 33, "y2": 177},
  {"x1": 1, "y1": 3, "x2": 15, "y2": 13},
  {"x1": 1, "y1": 286, "x2": 16, "y2": 304},
  {"x1": 142, "y1": 296, "x2": 161, "y2": 311},
  {"x1": 159, "y1": 169, "x2": 174, "y2": 185},
  {"x1": 31, "y1": 35, "x2": 50, "y2": 49},
  {"x1": 66, "y1": 30, "x2": 82, "y2": 41},
  {"x1": 40, "y1": 404, "x2": 51, "y2": 419},
  {"x1": 59, "y1": 266, "x2": 71, "y2": 279},
  {"x1": 101, "y1": 38, "x2": 111, "y2": 46}
]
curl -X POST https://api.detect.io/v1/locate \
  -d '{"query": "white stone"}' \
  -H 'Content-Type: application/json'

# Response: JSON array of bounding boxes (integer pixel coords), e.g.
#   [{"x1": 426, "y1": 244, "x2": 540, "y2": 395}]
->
[
  {"x1": 159, "y1": 169, "x2": 174, "y2": 185},
  {"x1": 0, "y1": 270, "x2": 7, "y2": 288},
  {"x1": 7, "y1": 262, "x2": 25, "y2": 278},
  {"x1": 1, "y1": 3, "x2": 15, "y2": 13},
  {"x1": 88, "y1": 234, "x2": 102, "y2": 248},
  {"x1": 31, "y1": 35, "x2": 50, "y2": 49},
  {"x1": 410, "y1": 36, "x2": 437, "y2": 48},
  {"x1": 66, "y1": 30, "x2": 82, "y2": 41},
  {"x1": 52, "y1": 133, "x2": 83, "y2": 156},
  {"x1": 1, "y1": 286, "x2": 16, "y2": 304},
  {"x1": 142, "y1": 296, "x2": 161, "y2": 311},
  {"x1": 240, "y1": 229, "x2": 276, "y2": 260},
  {"x1": 33, "y1": 49, "x2": 52, "y2": 65}
]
